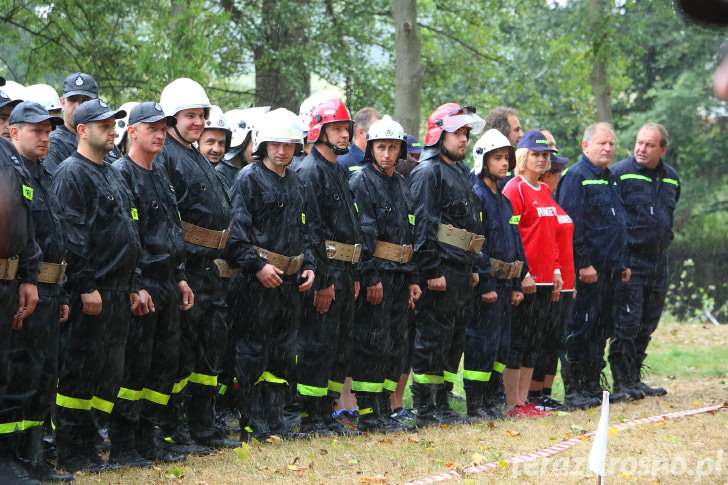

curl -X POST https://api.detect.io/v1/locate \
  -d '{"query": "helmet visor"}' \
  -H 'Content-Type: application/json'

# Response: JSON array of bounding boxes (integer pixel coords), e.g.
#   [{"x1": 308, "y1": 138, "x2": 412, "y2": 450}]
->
[{"x1": 440, "y1": 106, "x2": 485, "y2": 135}]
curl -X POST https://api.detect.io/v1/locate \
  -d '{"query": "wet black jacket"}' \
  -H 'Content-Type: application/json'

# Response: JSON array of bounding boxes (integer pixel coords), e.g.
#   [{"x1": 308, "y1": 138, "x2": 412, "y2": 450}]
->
[
  {"x1": 294, "y1": 147, "x2": 362, "y2": 286},
  {"x1": 21, "y1": 156, "x2": 67, "y2": 266},
  {"x1": 226, "y1": 162, "x2": 319, "y2": 275},
  {"x1": 409, "y1": 156, "x2": 482, "y2": 279},
  {"x1": 349, "y1": 163, "x2": 417, "y2": 288},
  {"x1": 114, "y1": 155, "x2": 186, "y2": 287},
  {"x1": 0, "y1": 138, "x2": 42, "y2": 283},
  {"x1": 52, "y1": 152, "x2": 142, "y2": 294},
  {"x1": 215, "y1": 160, "x2": 242, "y2": 193},
  {"x1": 611, "y1": 156, "x2": 679, "y2": 260},
  {"x1": 472, "y1": 176, "x2": 527, "y2": 294},
  {"x1": 155, "y1": 136, "x2": 232, "y2": 261},
  {"x1": 556, "y1": 154, "x2": 627, "y2": 272},
  {"x1": 44, "y1": 124, "x2": 76, "y2": 174}
]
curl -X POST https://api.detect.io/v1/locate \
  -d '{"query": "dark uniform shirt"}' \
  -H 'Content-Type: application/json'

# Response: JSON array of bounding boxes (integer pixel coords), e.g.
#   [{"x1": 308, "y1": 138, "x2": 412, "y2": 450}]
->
[
  {"x1": 155, "y1": 135, "x2": 232, "y2": 261},
  {"x1": 409, "y1": 156, "x2": 482, "y2": 279},
  {"x1": 556, "y1": 154, "x2": 627, "y2": 272},
  {"x1": 294, "y1": 147, "x2": 362, "y2": 287},
  {"x1": 226, "y1": 161, "x2": 319, "y2": 275},
  {"x1": 52, "y1": 152, "x2": 142, "y2": 294},
  {"x1": 214, "y1": 159, "x2": 242, "y2": 192},
  {"x1": 114, "y1": 155, "x2": 186, "y2": 287},
  {"x1": 611, "y1": 155, "x2": 679, "y2": 260},
  {"x1": 472, "y1": 176, "x2": 528, "y2": 294},
  {"x1": 349, "y1": 163, "x2": 417, "y2": 288},
  {"x1": 0, "y1": 138, "x2": 42, "y2": 283},
  {"x1": 336, "y1": 143, "x2": 365, "y2": 177}
]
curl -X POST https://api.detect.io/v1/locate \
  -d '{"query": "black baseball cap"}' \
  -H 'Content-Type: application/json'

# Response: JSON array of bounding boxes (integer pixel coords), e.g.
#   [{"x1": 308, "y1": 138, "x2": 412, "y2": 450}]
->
[
  {"x1": 129, "y1": 102, "x2": 176, "y2": 126},
  {"x1": 518, "y1": 129, "x2": 557, "y2": 152},
  {"x1": 8, "y1": 101, "x2": 63, "y2": 126},
  {"x1": 73, "y1": 99, "x2": 126, "y2": 129},
  {"x1": 62, "y1": 72, "x2": 98, "y2": 98},
  {"x1": 0, "y1": 89, "x2": 21, "y2": 110},
  {"x1": 549, "y1": 153, "x2": 569, "y2": 171}
]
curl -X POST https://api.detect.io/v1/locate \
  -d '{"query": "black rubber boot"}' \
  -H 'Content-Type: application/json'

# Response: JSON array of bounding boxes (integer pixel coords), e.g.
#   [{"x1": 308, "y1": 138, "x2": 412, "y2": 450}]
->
[
  {"x1": 298, "y1": 396, "x2": 335, "y2": 437},
  {"x1": 261, "y1": 383, "x2": 309, "y2": 440},
  {"x1": 136, "y1": 425, "x2": 186, "y2": 463},
  {"x1": 584, "y1": 366, "x2": 626, "y2": 403},
  {"x1": 0, "y1": 446, "x2": 41, "y2": 485},
  {"x1": 435, "y1": 386, "x2": 466, "y2": 424},
  {"x1": 412, "y1": 382, "x2": 438, "y2": 428},
  {"x1": 609, "y1": 354, "x2": 646, "y2": 400},
  {"x1": 466, "y1": 391, "x2": 487, "y2": 419},
  {"x1": 109, "y1": 415, "x2": 154, "y2": 468},
  {"x1": 17, "y1": 427, "x2": 75, "y2": 482},
  {"x1": 355, "y1": 393, "x2": 380, "y2": 432},
  {"x1": 635, "y1": 354, "x2": 667, "y2": 396},
  {"x1": 560, "y1": 361, "x2": 601, "y2": 409}
]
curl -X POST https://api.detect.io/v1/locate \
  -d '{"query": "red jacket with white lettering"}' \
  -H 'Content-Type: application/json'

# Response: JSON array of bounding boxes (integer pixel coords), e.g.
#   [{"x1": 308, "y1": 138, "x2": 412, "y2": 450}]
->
[{"x1": 502, "y1": 176, "x2": 560, "y2": 285}]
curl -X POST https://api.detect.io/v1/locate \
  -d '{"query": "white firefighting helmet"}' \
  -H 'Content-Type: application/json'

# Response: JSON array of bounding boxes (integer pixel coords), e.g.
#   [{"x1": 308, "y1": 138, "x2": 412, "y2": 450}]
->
[
  {"x1": 472, "y1": 128, "x2": 516, "y2": 177},
  {"x1": 365, "y1": 115, "x2": 407, "y2": 161},
  {"x1": 25, "y1": 84, "x2": 61, "y2": 112},
  {"x1": 159, "y1": 78, "x2": 211, "y2": 118},
  {"x1": 223, "y1": 106, "x2": 270, "y2": 160},
  {"x1": 114, "y1": 101, "x2": 140, "y2": 146},
  {"x1": 252, "y1": 108, "x2": 304, "y2": 159}
]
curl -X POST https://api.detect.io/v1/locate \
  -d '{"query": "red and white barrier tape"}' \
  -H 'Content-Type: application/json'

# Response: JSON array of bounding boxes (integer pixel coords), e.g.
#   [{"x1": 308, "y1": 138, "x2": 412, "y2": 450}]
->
[{"x1": 404, "y1": 401, "x2": 727, "y2": 484}]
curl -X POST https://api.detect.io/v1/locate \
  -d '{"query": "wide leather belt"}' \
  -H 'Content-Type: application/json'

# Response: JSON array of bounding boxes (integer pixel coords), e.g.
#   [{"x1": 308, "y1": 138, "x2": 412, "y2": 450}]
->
[
  {"x1": 181, "y1": 221, "x2": 229, "y2": 250},
  {"x1": 213, "y1": 259, "x2": 240, "y2": 279},
  {"x1": 325, "y1": 240, "x2": 361, "y2": 264},
  {"x1": 436, "y1": 223, "x2": 485, "y2": 254},
  {"x1": 37, "y1": 261, "x2": 67, "y2": 284},
  {"x1": 489, "y1": 258, "x2": 523, "y2": 280},
  {"x1": 254, "y1": 246, "x2": 304, "y2": 275},
  {"x1": 0, "y1": 257, "x2": 19, "y2": 281},
  {"x1": 373, "y1": 241, "x2": 413, "y2": 264}
]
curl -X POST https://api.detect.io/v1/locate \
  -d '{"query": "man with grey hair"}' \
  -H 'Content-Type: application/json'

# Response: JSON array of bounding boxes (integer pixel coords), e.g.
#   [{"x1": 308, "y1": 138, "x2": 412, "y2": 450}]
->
[
  {"x1": 609, "y1": 123, "x2": 678, "y2": 399},
  {"x1": 484, "y1": 106, "x2": 523, "y2": 147},
  {"x1": 337, "y1": 106, "x2": 382, "y2": 175},
  {"x1": 556, "y1": 122, "x2": 630, "y2": 409}
]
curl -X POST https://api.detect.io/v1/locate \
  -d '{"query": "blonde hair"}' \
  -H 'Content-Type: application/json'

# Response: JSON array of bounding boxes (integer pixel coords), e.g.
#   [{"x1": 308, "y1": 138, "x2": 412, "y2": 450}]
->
[{"x1": 514, "y1": 147, "x2": 550, "y2": 176}]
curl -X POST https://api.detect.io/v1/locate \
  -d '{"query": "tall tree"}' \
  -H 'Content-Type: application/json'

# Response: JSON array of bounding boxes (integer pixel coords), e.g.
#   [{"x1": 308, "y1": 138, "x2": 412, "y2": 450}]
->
[{"x1": 391, "y1": 0, "x2": 422, "y2": 137}]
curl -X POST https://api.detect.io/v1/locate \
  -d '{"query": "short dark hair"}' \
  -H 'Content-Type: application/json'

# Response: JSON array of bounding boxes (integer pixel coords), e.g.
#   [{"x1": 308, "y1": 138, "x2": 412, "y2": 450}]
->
[
  {"x1": 353, "y1": 107, "x2": 382, "y2": 133},
  {"x1": 640, "y1": 123, "x2": 669, "y2": 147},
  {"x1": 485, "y1": 106, "x2": 517, "y2": 138}
]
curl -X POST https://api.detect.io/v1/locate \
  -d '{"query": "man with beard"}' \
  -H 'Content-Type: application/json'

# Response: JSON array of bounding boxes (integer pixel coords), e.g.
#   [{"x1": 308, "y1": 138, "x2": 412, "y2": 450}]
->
[
  {"x1": 408, "y1": 103, "x2": 485, "y2": 427},
  {"x1": 52, "y1": 99, "x2": 144, "y2": 473}
]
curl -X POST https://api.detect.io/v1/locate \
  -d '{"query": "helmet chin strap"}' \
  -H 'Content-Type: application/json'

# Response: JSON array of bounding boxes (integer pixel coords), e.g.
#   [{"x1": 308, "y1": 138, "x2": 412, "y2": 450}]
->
[
  {"x1": 321, "y1": 132, "x2": 349, "y2": 156},
  {"x1": 173, "y1": 125, "x2": 196, "y2": 147}
]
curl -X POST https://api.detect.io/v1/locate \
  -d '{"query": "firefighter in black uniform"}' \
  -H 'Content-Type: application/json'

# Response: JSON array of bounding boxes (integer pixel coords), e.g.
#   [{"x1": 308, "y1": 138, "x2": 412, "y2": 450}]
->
[
  {"x1": 110, "y1": 102, "x2": 195, "y2": 466},
  {"x1": 6, "y1": 101, "x2": 74, "y2": 482},
  {"x1": 43, "y1": 73, "x2": 98, "y2": 174},
  {"x1": 214, "y1": 107, "x2": 269, "y2": 188},
  {"x1": 348, "y1": 116, "x2": 420, "y2": 433},
  {"x1": 556, "y1": 122, "x2": 630, "y2": 408},
  {"x1": 465, "y1": 129, "x2": 527, "y2": 420},
  {"x1": 0, "y1": 94, "x2": 43, "y2": 484},
  {"x1": 408, "y1": 103, "x2": 485, "y2": 427},
  {"x1": 225, "y1": 108, "x2": 318, "y2": 441},
  {"x1": 609, "y1": 123, "x2": 679, "y2": 399},
  {"x1": 51, "y1": 99, "x2": 143, "y2": 473},
  {"x1": 293, "y1": 97, "x2": 362, "y2": 436},
  {"x1": 156, "y1": 78, "x2": 237, "y2": 451}
]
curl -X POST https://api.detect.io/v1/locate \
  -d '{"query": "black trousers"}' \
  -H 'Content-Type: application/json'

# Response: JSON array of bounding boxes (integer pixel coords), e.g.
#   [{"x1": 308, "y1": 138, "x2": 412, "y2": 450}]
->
[
  {"x1": 297, "y1": 266, "x2": 355, "y2": 399},
  {"x1": 0, "y1": 280, "x2": 20, "y2": 451},
  {"x1": 412, "y1": 264, "x2": 473, "y2": 390},
  {"x1": 351, "y1": 271, "x2": 410, "y2": 394},
  {"x1": 7, "y1": 283, "x2": 61, "y2": 430},
  {"x1": 464, "y1": 281, "x2": 512, "y2": 395},
  {"x1": 178, "y1": 262, "x2": 229, "y2": 438},
  {"x1": 533, "y1": 291, "x2": 574, "y2": 381},
  {"x1": 562, "y1": 269, "x2": 622, "y2": 368},
  {"x1": 113, "y1": 277, "x2": 181, "y2": 429},
  {"x1": 230, "y1": 274, "x2": 300, "y2": 418},
  {"x1": 55, "y1": 289, "x2": 130, "y2": 451}
]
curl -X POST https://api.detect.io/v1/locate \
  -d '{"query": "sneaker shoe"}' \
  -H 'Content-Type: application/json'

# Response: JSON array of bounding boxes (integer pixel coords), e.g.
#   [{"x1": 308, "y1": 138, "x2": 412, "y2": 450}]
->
[
  {"x1": 504, "y1": 403, "x2": 551, "y2": 418},
  {"x1": 533, "y1": 395, "x2": 568, "y2": 412},
  {"x1": 522, "y1": 402, "x2": 552, "y2": 416}
]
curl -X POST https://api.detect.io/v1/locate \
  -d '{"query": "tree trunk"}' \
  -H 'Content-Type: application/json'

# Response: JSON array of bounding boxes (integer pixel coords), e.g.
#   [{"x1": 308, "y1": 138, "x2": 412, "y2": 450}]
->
[
  {"x1": 253, "y1": 0, "x2": 310, "y2": 111},
  {"x1": 588, "y1": 0, "x2": 613, "y2": 124},
  {"x1": 391, "y1": 0, "x2": 422, "y2": 138}
]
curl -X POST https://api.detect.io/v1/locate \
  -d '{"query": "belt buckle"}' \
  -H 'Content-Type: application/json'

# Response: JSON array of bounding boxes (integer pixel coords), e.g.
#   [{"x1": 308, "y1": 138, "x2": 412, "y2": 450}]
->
[
  {"x1": 326, "y1": 242, "x2": 337, "y2": 259},
  {"x1": 57, "y1": 260, "x2": 68, "y2": 284},
  {"x1": 218, "y1": 228, "x2": 229, "y2": 250},
  {"x1": 352, "y1": 243, "x2": 362, "y2": 263},
  {"x1": 258, "y1": 248, "x2": 269, "y2": 261},
  {"x1": 399, "y1": 244, "x2": 412, "y2": 263}
]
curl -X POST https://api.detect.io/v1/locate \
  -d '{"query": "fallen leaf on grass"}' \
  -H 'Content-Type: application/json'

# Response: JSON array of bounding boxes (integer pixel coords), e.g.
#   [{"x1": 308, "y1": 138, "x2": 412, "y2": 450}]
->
[
  {"x1": 234, "y1": 443, "x2": 251, "y2": 462},
  {"x1": 486, "y1": 421, "x2": 495, "y2": 429},
  {"x1": 419, "y1": 439, "x2": 436, "y2": 449},
  {"x1": 166, "y1": 464, "x2": 184, "y2": 478},
  {"x1": 505, "y1": 430, "x2": 520, "y2": 437},
  {"x1": 407, "y1": 436, "x2": 419, "y2": 443},
  {"x1": 693, "y1": 400, "x2": 703, "y2": 406},
  {"x1": 359, "y1": 475, "x2": 387, "y2": 483},
  {"x1": 608, "y1": 428, "x2": 619, "y2": 435},
  {"x1": 379, "y1": 439, "x2": 393, "y2": 444},
  {"x1": 471, "y1": 453, "x2": 487, "y2": 463},
  {"x1": 445, "y1": 462, "x2": 455, "y2": 468},
  {"x1": 266, "y1": 435, "x2": 282, "y2": 443},
  {"x1": 349, "y1": 459, "x2": 360, "y2": 465},
  {"x1": 498, "y1": 459, "x2": 508, "y2": 467},
  {"x1": 287, "y1": 465, "x2": 307, "y2": 472}
]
